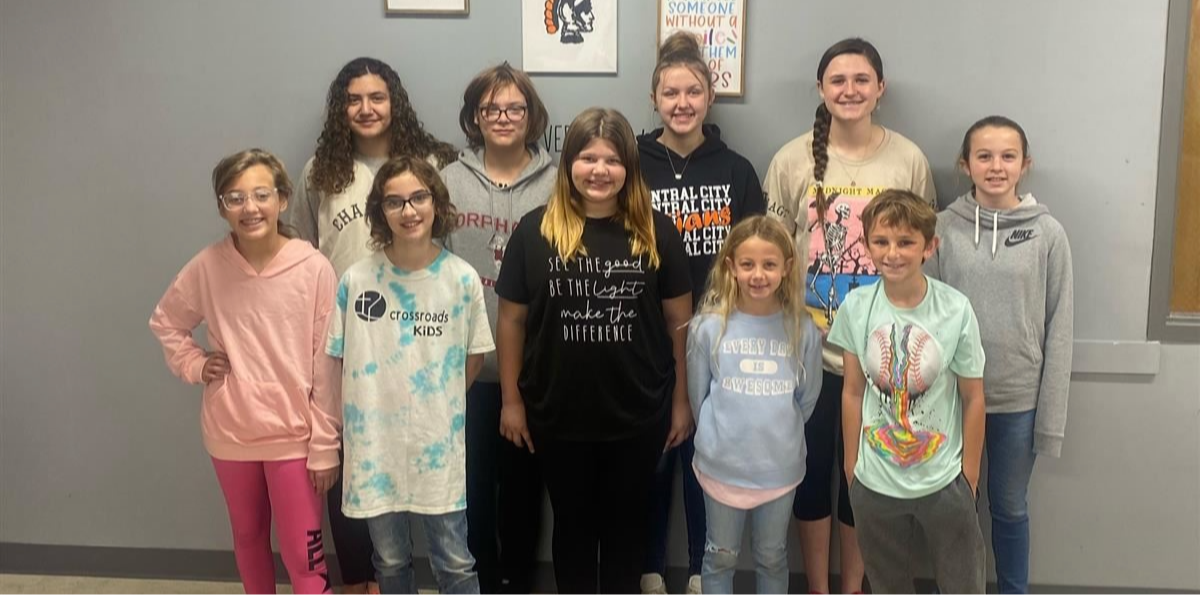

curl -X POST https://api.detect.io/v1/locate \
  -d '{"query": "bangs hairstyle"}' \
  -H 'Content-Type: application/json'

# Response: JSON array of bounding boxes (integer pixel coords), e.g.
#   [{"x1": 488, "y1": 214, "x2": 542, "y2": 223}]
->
[
  {"x1": 366, "y1": 156, "x2": 459, "y2": 249},
  {"x1": 459, "y1": 62, "x2": 548, "y2": 149},
  {"x1": 860, "y1": 189, "x2": 936, "y2": 242},
  {"x1": 695, "y1": 215, "x2": 810, "y2": 386},
  {"x1": 211, "y1": 148, "x2": 296, "y2": 239},
  {"x1": 652, "y1": 31, "x2": 713, "y2": 95},
  {"x1": 540, "y1": 107, "x2": 661, "y2": 268},
  {"x1": 811, "y1": 38, "x2": 885, "y2": 230},
  {"x1": 310, "y1": 57, "x2": 457, "y2": 196}
]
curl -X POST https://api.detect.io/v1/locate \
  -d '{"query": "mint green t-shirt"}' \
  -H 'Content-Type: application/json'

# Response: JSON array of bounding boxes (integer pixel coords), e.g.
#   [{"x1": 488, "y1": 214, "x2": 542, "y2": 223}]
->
[{"x1": 827, "y1": 277, "x2": 985, "y2": 499}]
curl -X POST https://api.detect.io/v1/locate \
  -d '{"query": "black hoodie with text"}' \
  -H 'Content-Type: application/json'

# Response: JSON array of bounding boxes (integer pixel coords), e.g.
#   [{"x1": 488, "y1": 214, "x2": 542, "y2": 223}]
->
[{"x1": 638, "y1": 124, "x2": 765, "y2": 305}]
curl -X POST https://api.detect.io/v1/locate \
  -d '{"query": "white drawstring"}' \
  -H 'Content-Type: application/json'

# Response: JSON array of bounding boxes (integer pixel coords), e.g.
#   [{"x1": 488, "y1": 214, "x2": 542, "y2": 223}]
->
[
  {"x1": 974, "y1": 204, "x2": 980, "y2": 247},
  {"x1": 991, "y1": 211, "x2": 998, "y2": 260}
]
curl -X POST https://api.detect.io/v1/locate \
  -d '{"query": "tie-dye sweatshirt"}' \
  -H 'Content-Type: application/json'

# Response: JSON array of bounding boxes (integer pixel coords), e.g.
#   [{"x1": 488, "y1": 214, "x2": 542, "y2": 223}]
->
[{"x1": 149, "y1": 236, "x2": 342, "y2": 471}]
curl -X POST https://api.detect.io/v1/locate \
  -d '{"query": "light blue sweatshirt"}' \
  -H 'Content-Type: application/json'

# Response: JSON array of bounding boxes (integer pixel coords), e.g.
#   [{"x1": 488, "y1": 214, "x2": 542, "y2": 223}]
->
[{"x1": 688, "y1": 310, "x2": 823, "y2": 489}]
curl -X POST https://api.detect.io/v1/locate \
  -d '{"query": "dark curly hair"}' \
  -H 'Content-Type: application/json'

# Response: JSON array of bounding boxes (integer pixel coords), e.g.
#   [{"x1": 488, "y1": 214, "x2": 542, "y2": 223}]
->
[
  {"x1": 310, "y1": 57, "x2": 458, "y2": 196},
  {"x1": 366, "y1": 156, "x2": 459, "y2": 248}
]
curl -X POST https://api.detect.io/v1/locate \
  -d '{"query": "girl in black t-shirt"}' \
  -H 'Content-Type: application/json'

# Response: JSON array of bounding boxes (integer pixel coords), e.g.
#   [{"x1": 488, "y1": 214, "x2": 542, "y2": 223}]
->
[{"x1": 495, "y1": 107, "x2": 693, "y2": 593}]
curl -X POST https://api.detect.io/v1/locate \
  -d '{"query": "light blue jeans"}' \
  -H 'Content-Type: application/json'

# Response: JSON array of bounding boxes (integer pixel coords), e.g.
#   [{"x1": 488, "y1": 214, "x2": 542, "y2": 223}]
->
[
  {"x1": 986, "y1": 409, "x2": 1038, "y2": 594},
  {"x1": 365, "y1": 510, "x2": 479, "y2": 594},
  {"x1": 701, "y1": 489, "x2": 795, "y2": 594}
]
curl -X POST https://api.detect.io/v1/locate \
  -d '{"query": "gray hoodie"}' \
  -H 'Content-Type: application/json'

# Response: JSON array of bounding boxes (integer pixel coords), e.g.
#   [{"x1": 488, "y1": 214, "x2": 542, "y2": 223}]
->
[
  {"x1": 441, "y1": 146, "x2": 557, "y2": 382},
  {"x1": 925, "y1": 192, "x2": 1074, "y2": 457}
]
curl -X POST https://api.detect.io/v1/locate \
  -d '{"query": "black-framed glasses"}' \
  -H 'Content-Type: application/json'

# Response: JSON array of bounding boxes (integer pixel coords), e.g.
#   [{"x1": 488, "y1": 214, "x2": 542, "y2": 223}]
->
[
  {"x1": 382, "y1": 191, "x2": 433, "y2": 213},
  {"x1": 219, "y1": 187, "x2": 277, "y2": 211},
  {"x1": 479, "y1": 104, "x2": 528, "y2": 122}
]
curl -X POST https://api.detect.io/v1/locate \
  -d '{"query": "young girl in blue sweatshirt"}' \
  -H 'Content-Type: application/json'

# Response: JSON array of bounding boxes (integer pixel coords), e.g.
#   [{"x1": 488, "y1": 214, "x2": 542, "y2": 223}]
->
[{"x1": 687, "y1": 215, "x2": 823, "y2": 594}]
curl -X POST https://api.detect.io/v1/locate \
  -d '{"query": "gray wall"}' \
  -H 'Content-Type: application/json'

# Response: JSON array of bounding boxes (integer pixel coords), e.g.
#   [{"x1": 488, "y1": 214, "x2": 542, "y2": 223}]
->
[{"x1": 1, "y1": 0, "x2": 1197, "y2": 590}]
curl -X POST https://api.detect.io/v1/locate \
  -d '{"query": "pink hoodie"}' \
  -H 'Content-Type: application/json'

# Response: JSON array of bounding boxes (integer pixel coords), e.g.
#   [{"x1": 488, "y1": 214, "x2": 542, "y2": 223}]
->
[{"x1": 150, "y1": 236, "x2": 342, "y2": 470}]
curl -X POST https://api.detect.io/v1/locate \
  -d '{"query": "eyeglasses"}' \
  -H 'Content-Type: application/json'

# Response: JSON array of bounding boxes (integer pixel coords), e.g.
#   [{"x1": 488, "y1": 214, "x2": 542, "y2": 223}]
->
[
  {"x1": 381, "y1": 191, "x2": 433, "y2": 213},
  {"x1": 479, "y1": 104, "x2": 528, "y2": 122},
  {"x1": 219, "y1": 187, "x2": 277, "y2": 211}
]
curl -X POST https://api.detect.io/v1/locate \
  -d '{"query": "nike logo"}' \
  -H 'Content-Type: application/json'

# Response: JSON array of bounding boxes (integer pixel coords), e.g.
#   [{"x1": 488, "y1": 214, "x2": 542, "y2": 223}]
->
[{"x1": 1005, "y1": 229, "x2": 1037, "y2": 247}]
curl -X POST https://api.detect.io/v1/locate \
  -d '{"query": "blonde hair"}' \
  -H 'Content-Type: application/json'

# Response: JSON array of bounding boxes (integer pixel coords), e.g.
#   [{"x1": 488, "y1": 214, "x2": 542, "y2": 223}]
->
[
  {"x1": 211, "y1": 148, "x2": 296, "y2": 239},
  {"x1": 695, "y1": 215, "x2": 810, "y2": 380},
  {"x1": 540, "y1": 107, "x2": 661, "y2": 268}
]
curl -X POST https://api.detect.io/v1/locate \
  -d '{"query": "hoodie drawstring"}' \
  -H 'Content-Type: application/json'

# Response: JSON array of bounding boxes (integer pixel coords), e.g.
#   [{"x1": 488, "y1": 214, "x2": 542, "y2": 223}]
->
[{"x1": 973, "y1": 204, "x2": 999, "y2": 260}]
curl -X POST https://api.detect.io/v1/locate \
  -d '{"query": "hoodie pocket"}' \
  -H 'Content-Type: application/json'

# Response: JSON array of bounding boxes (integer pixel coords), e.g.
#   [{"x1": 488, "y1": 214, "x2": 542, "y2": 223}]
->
[{"x1": 202, "y1": 375, "x2": 309, "y2": 446}]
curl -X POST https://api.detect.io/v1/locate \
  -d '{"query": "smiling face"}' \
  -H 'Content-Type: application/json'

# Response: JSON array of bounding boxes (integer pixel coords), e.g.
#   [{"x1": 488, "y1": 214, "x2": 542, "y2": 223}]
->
[
  {"x1": 653, "y1": 64, "x2": 712, "y2": 140},
  {"x1": 728, "y1": 235, "x2": 789, "y2": 309},
  {"x1": 866, "y1": 220, "x2": 937, "y2": 286},
  {"x1": 962, "y1": 125, "x2": 1031, "y2": 207},
  {"x1": 818, "y1": 53, "x2": 885, "y2": 124},
  {"x1": 218, "y1": 164, "x2": 287, "y2": 244},
  {"x1": 570, "y1": 138, "x2": 627, "y2": 217},
  {"x1": 346, "y1": 73, "x2": 392, "y2": 143},
  {"x1": 381, "y1": 171, "x2": 435, "y2": 245}
]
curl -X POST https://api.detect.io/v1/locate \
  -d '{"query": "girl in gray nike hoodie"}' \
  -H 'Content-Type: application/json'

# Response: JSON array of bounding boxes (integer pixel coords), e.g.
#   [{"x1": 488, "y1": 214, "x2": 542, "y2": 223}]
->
[{"x1": 924, "y1": 116, "x2": 1073, "y2": 594}]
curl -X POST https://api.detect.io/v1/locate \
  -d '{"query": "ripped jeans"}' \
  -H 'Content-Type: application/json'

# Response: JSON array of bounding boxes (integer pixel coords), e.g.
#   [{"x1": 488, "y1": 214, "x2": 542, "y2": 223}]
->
[{"x1": 701, "y1": 489, "x2": 796, "y2": 594}]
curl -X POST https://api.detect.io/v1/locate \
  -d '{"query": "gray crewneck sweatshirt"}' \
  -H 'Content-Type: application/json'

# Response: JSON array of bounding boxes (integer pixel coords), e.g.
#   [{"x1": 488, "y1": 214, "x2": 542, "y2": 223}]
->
[
  {"x1": 441, "y1": 146, "x2": 556, "y2": 382},
  {"x1": 925, "y1": 192, "x2": 1074, "y2": 457}
]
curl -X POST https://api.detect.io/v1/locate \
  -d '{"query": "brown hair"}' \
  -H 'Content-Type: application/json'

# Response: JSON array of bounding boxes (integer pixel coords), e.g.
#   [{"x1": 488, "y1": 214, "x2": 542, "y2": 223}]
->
[
  {"x1": 810, "y1": 38, "x2": 885, "y2": 228},
  {"x1": 458, "y1": 62, "x2": 548, "y2": 150},
  {"x1": 310, "y1": 57, "x2": 458, "y2": 196},
  {"x1": 365, "y1": 156, "x2": 459, "y2": 248},
  {"x1": 651, "y1": 31, "x2": 713, "y2": 95},
  {"x1": 540, "y1": 107, "x2": 661, "y2": 268},
  {"x1": 211, "y1": 148, "x2": 296, "y2": 239},
  {"x1": 860, "y1": 189, "x2": 936, "y2": 242}
]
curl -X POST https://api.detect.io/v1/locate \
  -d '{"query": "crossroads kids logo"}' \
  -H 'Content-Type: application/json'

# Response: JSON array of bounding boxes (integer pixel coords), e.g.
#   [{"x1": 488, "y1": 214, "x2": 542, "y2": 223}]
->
[{"x1": 354, "y1": 290, "x2": 448, "y2": 336}]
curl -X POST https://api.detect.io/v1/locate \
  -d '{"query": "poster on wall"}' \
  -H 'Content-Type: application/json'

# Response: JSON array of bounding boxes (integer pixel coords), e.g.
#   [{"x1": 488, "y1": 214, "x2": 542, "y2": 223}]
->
[
  {"x1": 523, "y1": 0, "x2": 618, "y2": 73},
  {"x1": 385, "y1": 0, "x2": 468, "y2": 15},
  {"x1": 657, "y1": 0, "x2": 746, "y2": 97}
]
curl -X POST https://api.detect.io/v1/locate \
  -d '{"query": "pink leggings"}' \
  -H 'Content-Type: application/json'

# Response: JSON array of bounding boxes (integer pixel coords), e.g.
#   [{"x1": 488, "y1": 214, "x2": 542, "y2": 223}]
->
[{"x1": 211, "y1": 457, "x2": 332, "y2": 594}]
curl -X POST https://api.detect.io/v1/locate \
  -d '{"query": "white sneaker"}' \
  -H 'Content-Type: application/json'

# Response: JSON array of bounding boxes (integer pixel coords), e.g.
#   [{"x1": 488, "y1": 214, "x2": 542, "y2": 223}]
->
[
  {"x1": 686, "y1": 574, "x2": 702, "y2": 594},
  {"x1": 640, "y1": 573, "x2": 668, "y2": 595}
]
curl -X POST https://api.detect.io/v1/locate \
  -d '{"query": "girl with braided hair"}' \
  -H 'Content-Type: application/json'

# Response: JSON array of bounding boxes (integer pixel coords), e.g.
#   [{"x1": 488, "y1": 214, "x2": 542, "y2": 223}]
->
[{"x1": 764, "y1": 37, "x2": 936, "y2": 594}]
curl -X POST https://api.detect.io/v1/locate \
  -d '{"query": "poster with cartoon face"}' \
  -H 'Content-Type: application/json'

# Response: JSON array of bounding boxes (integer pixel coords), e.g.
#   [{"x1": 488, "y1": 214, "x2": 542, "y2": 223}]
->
[{"x1": 522, "y1": 0, "x2": 617, "y2": 73}]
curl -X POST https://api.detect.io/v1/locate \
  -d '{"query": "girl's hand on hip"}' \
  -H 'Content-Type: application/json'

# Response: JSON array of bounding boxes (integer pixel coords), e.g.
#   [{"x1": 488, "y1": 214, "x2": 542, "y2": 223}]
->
[{"x1": 201, "y1": 351, "x2": 230, "y2": 383}]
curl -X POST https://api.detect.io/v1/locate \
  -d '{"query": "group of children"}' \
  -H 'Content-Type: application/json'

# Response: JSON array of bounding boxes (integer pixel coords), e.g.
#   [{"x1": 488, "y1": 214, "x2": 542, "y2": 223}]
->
[{"x1": 149, "y1": 33, "x2": 1073, "y2": 595}]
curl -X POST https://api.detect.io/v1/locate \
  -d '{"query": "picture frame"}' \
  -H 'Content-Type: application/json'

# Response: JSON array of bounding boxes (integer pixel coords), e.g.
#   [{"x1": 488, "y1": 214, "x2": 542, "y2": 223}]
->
[
  {"x1": 385, "y1": 0, "x2": 469, "y2": 16},
  {"x1": 656, "y1": 0, "x2": 747, "y2": 97},
  {"x1": 523, "y1": 0, "x2": 618, "y2": 74}
]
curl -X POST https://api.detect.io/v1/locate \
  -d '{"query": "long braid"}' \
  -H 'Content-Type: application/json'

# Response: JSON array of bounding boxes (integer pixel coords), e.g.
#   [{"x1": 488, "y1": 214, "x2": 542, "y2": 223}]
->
[{"x1": 811, "y1": 103, "x2": 832, "y2": 230}]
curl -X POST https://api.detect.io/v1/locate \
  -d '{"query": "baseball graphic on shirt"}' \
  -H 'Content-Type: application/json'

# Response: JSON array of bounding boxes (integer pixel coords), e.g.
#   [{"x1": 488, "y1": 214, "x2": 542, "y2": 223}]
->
[{"x1": 861, "y1": 321, "x2": 946, "y2": 467}]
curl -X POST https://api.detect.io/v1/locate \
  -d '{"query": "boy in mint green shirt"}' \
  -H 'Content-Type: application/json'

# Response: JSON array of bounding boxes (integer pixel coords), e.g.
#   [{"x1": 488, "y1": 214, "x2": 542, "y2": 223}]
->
[{"x1": 828, "y1": 189, "x2": 986, "y2": 593}]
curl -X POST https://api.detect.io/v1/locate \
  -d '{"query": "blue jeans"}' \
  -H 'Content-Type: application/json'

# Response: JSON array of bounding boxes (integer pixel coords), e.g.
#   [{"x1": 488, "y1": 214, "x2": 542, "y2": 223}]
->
[
  {"x1": 701, "y1": 489, "x2": 795, "y2": 594},
  {"x1": 986, "y1": 409, "x2": 1038, "y2": 594},
  {"x1": 366, "y1": 510, "x2": 480, "y2": 594},
  {"x1": 645, "y1": 435, "x2": 706, "y2": 576}
]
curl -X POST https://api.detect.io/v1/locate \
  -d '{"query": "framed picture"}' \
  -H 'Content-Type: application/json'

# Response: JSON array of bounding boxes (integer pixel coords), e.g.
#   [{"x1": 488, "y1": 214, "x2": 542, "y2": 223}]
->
[
  {"x1": 385, "y1": 0, "x2": 469, "y2": 15},
  {"x1": 523, "y1": 0, "x2": 617, "y2": 74},
  {"x1": 657, "y1": 0, "x2": 746, "y2": 97}
]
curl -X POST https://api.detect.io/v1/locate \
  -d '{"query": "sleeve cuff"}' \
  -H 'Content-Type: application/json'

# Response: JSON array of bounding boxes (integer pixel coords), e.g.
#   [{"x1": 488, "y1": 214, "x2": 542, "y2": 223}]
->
[
  {"x1": 186, "y1": 358, "x2": 206, "y2": 385},
  {"x1": 1034, "y1": 432, "x2": 1063, "y2": 458},
  {"x1": 307, "y1": 449, "x2": 341, "y2": 472}
]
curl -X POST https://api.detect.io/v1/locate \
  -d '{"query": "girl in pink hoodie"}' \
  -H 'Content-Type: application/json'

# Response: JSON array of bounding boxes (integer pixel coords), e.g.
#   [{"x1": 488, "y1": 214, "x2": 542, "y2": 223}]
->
[{"x1": 150, "y1": 148, "x2": 342, "y2": 594}]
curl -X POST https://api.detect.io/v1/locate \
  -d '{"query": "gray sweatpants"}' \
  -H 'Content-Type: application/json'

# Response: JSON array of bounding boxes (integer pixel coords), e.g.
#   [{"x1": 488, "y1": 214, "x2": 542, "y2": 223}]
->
[{"x1": 849, "y1": 474, "x2": 985, "y2": 594}]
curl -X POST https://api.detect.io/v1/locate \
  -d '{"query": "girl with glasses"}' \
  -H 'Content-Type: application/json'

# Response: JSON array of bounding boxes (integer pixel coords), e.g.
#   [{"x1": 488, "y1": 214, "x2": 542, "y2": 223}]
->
[
  {"x1": 327, "y1": 156, "x2": 494, "y2": 594},
  {"x1": 150, "y1": 148, "x2": 341, "y2": 594},
  {"x1": 440, "y1": 62, "x2": 556, "y2": 594}
]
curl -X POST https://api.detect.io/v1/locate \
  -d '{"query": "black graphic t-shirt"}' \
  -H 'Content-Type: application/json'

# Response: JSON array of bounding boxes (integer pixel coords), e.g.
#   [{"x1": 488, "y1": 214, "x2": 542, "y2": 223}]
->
[
  {"x1": 638, "y1": 125, "x2": 766, "y2": 306},
  {"x1": 496, "y1": 206, "x2": 691, "y2": 441}
]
